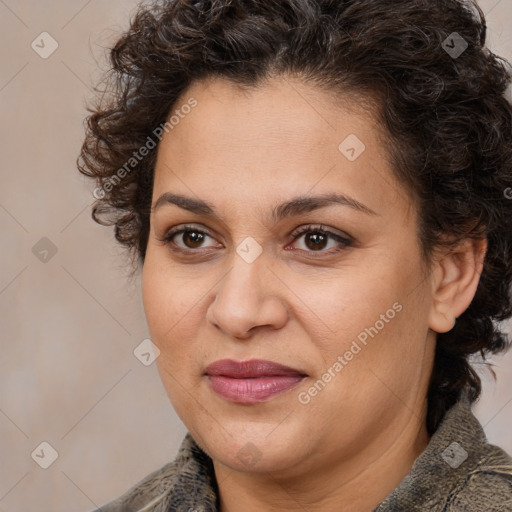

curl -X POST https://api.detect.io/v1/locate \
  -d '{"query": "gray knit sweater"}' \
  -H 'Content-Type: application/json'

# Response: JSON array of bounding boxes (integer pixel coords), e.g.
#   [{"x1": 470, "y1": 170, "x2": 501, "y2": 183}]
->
[{"x1": 93, "y1": 394, "x2": 512, "y2": 511}]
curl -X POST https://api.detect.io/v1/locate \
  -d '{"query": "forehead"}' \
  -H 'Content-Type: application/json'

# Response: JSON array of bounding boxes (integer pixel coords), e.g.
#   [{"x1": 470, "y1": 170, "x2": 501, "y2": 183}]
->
[
  {"x1": 152, "y1": 76, "x2": 411, "y2": 220},
  {"x1": 161, "y1": 75, "x2": 379, "y2": 154}
]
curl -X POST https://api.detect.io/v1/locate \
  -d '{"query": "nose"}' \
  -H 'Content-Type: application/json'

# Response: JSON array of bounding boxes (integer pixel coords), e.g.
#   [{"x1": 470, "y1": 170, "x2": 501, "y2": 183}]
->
[{"x1": 207, "y1": 251, "x2": 288, "y2": 339}]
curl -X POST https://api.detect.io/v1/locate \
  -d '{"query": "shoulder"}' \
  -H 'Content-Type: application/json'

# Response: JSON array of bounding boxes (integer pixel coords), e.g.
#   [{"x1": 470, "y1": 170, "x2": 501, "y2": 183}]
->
[
  {"x1": 374, "y1": 394, "x2": 512, "y2": 512},
  {"x1": 89, "y1": 433, "x2": 218, "y2": 512},
  {"x1": 447, "y1": 442, "x2": 512, "y2": 511},
  {"x1": 91, "y1": 459, "x2": 181, "y2": 512}
]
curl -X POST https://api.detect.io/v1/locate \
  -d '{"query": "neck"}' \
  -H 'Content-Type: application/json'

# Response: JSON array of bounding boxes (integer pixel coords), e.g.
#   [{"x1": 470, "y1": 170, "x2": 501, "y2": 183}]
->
[{"x1": 214, "y1": 408, "x2": 430, "y2": 512}]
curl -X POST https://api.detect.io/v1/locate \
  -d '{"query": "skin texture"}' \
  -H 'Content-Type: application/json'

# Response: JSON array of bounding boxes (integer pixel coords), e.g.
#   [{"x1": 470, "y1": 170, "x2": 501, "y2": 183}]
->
[{"x1": 141, "y1": 76, "x2": 486, "y2": 512}]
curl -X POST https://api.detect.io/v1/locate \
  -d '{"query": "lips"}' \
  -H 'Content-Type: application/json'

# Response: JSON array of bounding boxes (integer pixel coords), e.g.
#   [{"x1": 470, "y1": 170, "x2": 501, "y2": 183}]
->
[
  {"x1": 205, "y1": 359, "x2": 307, "y2": 403},
  {"x1": 205, "y1": 359, "x2": 306, "y2": 378}
]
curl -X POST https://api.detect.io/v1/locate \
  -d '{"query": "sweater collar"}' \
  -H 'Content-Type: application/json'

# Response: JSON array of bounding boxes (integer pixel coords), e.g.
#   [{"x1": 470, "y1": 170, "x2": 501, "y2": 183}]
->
[{"x1": 374, "y1": 391, "x2": 485, "y2": 510}]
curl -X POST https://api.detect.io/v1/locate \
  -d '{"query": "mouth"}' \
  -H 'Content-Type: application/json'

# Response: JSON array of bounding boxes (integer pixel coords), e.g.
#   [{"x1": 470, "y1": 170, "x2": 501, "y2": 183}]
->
[{"x1": 204, "y1": 359, "x2": 307, "y2": 403}]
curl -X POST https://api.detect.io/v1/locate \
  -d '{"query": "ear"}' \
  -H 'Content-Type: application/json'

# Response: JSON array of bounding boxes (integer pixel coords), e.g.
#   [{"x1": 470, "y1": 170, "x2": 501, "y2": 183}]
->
[{"x1": 428, "y1": 236, "x2": 487, "y2": 334}]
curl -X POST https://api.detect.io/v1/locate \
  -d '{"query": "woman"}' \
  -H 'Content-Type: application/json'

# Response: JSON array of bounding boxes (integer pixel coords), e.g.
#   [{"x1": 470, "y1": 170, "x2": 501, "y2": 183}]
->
[{"x1": 78, "y1": 0, "x2": 512, "y2": 510}]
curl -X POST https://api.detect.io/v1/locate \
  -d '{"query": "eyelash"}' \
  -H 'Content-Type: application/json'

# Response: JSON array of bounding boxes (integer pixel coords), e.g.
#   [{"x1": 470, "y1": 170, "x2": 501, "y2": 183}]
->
[{"x1": 159, "y1": 223, "x2": 353, "y2": 257}]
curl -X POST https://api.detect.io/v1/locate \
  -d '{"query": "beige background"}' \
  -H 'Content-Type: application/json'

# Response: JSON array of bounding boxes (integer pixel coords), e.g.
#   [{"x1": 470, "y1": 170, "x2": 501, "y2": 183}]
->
[{"x1": 0, "y1": 1, "x2": 511, "y2": 510}]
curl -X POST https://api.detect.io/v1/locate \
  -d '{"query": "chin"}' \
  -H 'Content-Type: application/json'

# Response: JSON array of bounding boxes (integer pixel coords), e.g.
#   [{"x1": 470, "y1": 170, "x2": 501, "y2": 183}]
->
[{"x1": 199, "y1": 424, "x2": 310, "y2": 474}]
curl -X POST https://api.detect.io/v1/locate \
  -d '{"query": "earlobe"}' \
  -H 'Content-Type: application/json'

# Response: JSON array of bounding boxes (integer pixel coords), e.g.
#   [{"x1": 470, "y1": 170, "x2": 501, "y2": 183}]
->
[{"x1": 428, "y1": 237, "x2": 487, "y2": 334}]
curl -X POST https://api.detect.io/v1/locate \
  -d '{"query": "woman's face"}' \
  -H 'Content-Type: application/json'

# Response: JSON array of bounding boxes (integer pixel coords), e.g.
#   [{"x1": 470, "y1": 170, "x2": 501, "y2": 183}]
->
[{"x1": 142, "y1": 76, "x2": 437, "y2": 476}]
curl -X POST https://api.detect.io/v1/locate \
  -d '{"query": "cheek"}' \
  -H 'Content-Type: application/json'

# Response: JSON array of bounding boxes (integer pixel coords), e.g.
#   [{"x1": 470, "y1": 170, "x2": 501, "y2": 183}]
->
[
  {"x1": 142, "y1": 253, "x2": 193, "y2": 335},
  {"x1": 142, "y1": 264, "x2": 169, "y2": 337},
  {"x1": 301, "y1": 268, "x2": 403, "y2": 346},
  {"x1": 306, "y1": 255, "x2": 428, "y2": 379},
  {"x1": 142, "y1": 259, "x2": 204, "y2": 412},
  {"x1": 142, "y1": 255, "x2": 210, "y2": 377}
]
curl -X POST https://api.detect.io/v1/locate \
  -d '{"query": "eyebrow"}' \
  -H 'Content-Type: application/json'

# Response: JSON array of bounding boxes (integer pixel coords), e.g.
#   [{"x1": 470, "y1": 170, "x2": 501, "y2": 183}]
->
[{"x1": 152, "y1": 191, "x2": 378, "y2": 221}]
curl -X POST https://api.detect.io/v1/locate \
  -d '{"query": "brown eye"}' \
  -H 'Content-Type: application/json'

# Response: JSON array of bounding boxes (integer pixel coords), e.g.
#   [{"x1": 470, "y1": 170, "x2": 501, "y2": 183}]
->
[
  {"x1": 161, "y1": 225, "x2": 219, "y2": 252},
  {"x1": 303, "y1": 232, "x2": 329, "y2": 251},
  {"x1": 290, "y1": 225, "x2": 353, "y2": 255},
  {"x1": 181, "y1": 230, "x2": 206, "y2": 249}
]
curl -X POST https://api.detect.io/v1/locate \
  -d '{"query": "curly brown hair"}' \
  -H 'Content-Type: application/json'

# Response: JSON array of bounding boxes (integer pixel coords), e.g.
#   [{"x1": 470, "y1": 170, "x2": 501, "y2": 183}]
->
[{"x1": 78, "y1": 0, "x2": 512, "y2": 434}]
